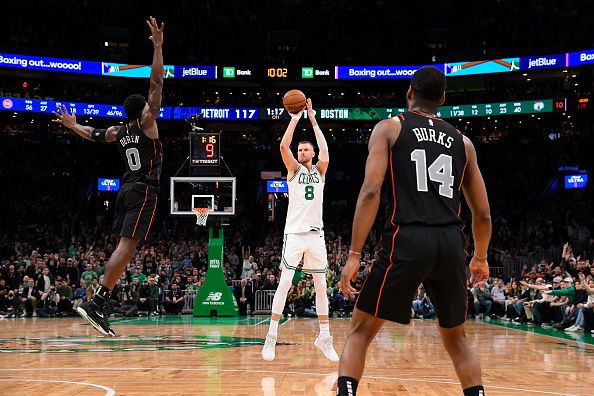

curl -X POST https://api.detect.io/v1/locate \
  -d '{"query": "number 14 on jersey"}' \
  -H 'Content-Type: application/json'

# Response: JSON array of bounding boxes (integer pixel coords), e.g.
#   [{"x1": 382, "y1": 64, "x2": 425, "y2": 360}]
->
[{"x1": 411, "y1": 149, "x2": 454, "y2": 198}]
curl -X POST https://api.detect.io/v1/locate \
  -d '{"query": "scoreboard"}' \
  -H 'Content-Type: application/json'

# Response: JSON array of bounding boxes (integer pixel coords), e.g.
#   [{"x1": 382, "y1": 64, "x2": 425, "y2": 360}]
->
[
  {"x1": 258, "y1": 99, "x2": 563, "y2": 121},
  {"x1": 190, "y1": 132, "x2": 220, "y2": 166},
  {"x1": 1, "y1": 97, "x2": 564, "y2": 121}
]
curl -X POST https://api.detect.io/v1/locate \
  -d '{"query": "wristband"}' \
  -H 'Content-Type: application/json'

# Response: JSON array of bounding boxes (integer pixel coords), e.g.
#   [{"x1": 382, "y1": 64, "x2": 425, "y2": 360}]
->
[
  {"x1": 91, "y1": 128, "x2": 107, "y2": 142},
  {"x1": 349, "y1": 250, "x2": 361, "y2": 256},
  {"x1": 474, "y1": 253, "x2": 487, "y2": 261}
]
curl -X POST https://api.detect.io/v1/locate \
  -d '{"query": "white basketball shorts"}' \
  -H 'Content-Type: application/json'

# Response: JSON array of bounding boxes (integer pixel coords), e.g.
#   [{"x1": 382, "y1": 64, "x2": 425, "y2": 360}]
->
[{"x1": 281, "y1": 231, "x2": 328, "y2": 273}]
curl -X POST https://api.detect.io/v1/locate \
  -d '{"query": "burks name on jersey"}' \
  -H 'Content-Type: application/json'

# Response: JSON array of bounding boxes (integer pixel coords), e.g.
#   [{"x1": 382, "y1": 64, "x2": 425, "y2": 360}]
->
[{"x1": 411, "y1": 126, "x2": 454, "y2": 149}]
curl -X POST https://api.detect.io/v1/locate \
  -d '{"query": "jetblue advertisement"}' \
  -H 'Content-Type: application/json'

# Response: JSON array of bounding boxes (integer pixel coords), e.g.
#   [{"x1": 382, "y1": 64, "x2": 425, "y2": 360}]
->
[
  {"x1": 175, "y1": 65, "x2": 217, "y2": 79},
  {"x1": 520, "y1": 53, "x2": 566, "y2": 70},
  {"x1": 335, "y1": 65, "x2": 440, "y2": 79}
]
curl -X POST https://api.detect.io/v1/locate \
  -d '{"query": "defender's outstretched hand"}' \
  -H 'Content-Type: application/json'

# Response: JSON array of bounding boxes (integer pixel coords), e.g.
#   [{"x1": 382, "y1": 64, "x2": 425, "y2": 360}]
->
[
  {"x1": 51, "y1": 105, "x2": 76, "y2": 129},
  {"x1": 146, "y1": 16, "x2": 164, "y2": 46}
]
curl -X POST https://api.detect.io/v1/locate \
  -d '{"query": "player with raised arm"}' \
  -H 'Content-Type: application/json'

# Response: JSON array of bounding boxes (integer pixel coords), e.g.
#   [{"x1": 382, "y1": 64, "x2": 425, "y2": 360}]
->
[
  {"x1": 51, "y1": 17, "x2": 165, "y2": 336},
  {"x1": 261, "y1": 98, "x2": 339, "y2": 362},
  {"x1": 337, "y1": 66, "x2": 491, "y2": 396}
]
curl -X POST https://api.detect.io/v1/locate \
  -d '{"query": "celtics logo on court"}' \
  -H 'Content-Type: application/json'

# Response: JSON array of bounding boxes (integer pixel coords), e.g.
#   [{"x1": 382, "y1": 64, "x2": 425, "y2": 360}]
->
[{"x1": 0, "y1": 335, "x2": 277, "y2": 354}]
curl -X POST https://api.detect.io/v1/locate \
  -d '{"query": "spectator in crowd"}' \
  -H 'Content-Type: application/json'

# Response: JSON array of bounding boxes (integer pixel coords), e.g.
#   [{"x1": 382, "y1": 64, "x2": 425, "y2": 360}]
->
[
  {"x1": 234, "y1": 278, "x2": 254, "y2": 316},
  {"x1": 81, "y1": 263, "x2": 98, "y2": 287},
  {"x1": 113, "y1": 283, "x2": 139, "y2": 317},
  {"x1": 507, "y1": 280, "x2": 532, "y2": 321},
  {"x1": 415, "y1": 294, "x2": 436, "y2": 320},
  {"x1": 35, "y1": 284, "x2": 59, "y2": 318},
  {"x1": 292, "y1": 262, "x2": 306, "y2": 286},
  {"x1": 472, "y1": 281, "x2": 493, "y2": 319},
  {"x1": 72, "y1": 279, "x2": 87, "y2": 311},
  {"x1": 20, "y1": 278, "x2": 39, "y2": 317},
  {"x1": 62, "y1": 258, "x2": 79, "y2": 288},
  {"x1": 56, "y1": 277, "x2": 73, "y2": 315},
  {"x1": 519, "y1": 279, "x2": 549, "y2": 324},
  {"x1": 164, "y1": 283, "x2": 184, "y2": 314},
  {"x1": 131, "y1": 265, "x2": 147, "y2": 284},
  {"x1": 0, "y1": 278, "x2": 8, "y2": 315},
  {"x1": 301, "y1": 279, "x2": 316, "y2": 311},
  {"x1": 108, "y1": 279, "x2": 123, "y2": 309},
  {"x1": 546, "y1": 277, "x2": 576, "y2": 329},
  {"x1": 261, "y1": 274, "x2": 278, "y2": 291},
  {"x1": 148, "y1": 276, "x2": 161, "y2": 315},
  {"x1": 86, "y1": 278, "x2": 99, "y2": 301},
  {"x1": 565, "y1": 273, "x2": 594, "y2": 332},
  {"x1": 412, "y1": 285, "x2": 426, "y2": 317},
  {"x1": 3, "y1": 264, "x2": 21, "y2": 291},
  {"x1": 490, "y1": 278, "x2": 506, "y2": 318},
  {"x1": 138, "y1": 279, "x2": 153, "y2": 315},
  {"x1": 284, "y1": 285, "x2": 303, "y2": 317},
  {"x1": 532, "y1": 277, "x2": 562, "y2": 327},
  {"x1": 36, "y1": 266, "x2": 54, "y2": 294},
  {"x1": 241, "y1": 255, "x2": 258, "y2": 280}
]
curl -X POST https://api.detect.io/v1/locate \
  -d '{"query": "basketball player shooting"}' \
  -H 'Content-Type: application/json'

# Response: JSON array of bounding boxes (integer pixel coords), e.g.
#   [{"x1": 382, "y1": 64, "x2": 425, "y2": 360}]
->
[
  {"x1": 336, "y1": 66, "x2": 491, "y2": 396},
  {"x1": 51, "y1": 17, "x2": 165, "y2": 336},
  {"x1": 261, "y1": 98, "x2": 339, "y2": 362}
]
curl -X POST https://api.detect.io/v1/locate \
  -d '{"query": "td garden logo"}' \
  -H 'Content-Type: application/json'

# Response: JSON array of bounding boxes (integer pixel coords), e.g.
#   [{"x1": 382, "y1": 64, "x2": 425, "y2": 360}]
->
[{"x1": 0, "y1": 335, "x2": 268, "y2": 354}]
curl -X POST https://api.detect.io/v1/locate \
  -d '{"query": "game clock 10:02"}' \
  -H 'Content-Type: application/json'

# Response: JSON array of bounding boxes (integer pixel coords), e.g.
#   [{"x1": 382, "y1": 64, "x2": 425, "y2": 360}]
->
[
  {"x1": 190, "y1": 132, "x2": 220, "y2": 166},
  {"x1": 267, "y1": 67, "x2": 289, "y2": 78}
]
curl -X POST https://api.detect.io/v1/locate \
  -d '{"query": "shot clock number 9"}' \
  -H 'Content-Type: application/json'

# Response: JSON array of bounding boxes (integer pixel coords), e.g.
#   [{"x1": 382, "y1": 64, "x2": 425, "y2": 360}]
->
[
  {"x1": 191, "y1": 132, "x2": 221, "y2": 166},
  {"x1": 202, "y1": 134, "x2": 216, "y2": 158}
]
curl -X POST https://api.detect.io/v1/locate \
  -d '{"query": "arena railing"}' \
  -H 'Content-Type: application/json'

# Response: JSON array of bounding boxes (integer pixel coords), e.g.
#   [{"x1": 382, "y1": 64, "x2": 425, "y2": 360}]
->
[{"x1": 253, "y1": 290, "x2": 276, "y2": 315}]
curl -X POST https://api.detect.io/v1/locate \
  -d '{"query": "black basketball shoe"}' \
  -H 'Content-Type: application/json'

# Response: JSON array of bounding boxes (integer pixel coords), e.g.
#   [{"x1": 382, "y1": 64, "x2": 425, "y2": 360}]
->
[{"x1": 77, "y1": 300, "x2": 115, "y2": 336}]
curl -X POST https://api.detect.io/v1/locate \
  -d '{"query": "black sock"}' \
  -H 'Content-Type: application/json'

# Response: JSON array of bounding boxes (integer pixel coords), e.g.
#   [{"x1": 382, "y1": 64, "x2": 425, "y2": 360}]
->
[
  {"x1": 337, "y1": 376, "x2": 358, "y2": 396},
  {"x1": 93, "y1": 285, "x2": 111, "y2": 305},
  {"x1": 463, "y1": 385, "x2": 485, "y2": 396}
]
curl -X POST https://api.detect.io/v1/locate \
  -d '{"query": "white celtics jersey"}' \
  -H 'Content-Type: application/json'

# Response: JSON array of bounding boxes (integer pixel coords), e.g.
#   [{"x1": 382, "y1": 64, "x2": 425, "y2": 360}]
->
[{"x1": 284, "y1": 164, "x2": 325, "y2": 234}]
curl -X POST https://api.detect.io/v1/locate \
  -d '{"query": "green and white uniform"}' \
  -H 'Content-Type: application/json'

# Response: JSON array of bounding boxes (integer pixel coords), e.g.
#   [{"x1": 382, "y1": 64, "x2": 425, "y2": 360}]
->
[{"x1": 282, "y1": 164, "x2": 328, "y2": 273}]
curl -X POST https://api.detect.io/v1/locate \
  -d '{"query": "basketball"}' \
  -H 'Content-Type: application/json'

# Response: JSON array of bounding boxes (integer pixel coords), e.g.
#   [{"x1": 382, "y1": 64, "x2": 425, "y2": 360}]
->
[{"x1": 282, "y1": 89, "x2": 306, "y2": 114}]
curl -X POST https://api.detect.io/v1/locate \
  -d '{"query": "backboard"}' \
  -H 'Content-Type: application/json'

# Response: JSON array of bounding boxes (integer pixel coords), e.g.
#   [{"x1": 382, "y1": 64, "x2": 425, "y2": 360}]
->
[{"x1": 170, "y1": 177, "x2": 236, "y2": 216}]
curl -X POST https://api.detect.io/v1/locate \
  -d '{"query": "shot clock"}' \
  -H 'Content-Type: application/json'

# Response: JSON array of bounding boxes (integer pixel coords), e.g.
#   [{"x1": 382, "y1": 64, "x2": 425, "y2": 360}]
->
[{"x1": 191, "y1": 132, "x2": 220, "y2": 166}]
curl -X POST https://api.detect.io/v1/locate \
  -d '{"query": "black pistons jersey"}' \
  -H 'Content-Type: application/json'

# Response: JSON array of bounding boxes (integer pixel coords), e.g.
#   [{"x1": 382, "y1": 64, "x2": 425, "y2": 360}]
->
[
  {"x1": 115, "y1": 119, "x2": 163, "y2": 185},
  {"x1": 385, "y1": 111, "x2": 467, "y2": 229}
]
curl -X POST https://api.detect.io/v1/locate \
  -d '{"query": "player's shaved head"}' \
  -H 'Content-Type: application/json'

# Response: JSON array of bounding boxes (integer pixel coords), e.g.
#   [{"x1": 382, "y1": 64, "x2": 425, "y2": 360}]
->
[
  {"x1": 123, "y1": 94, "x2": 147, "y2": 120},
  {"x1": 410, "y1": 66, "x2": 446, "y2": 103}
]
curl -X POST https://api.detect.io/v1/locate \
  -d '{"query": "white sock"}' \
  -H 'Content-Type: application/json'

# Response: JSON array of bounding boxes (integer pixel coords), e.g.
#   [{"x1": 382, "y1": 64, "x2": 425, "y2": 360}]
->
[
  {"x1": 319, "y1": 320, "x2": 330, "y2": 336},
  {"x1": 268, "y1": 319, "x2": 280, "y2": 336}
]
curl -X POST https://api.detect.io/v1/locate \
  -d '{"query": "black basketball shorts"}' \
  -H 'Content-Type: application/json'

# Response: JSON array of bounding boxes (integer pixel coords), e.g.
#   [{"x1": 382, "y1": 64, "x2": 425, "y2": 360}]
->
[
  {"x1": 112, "y1": 183, "x2": 158, "y2": 240},
  {"x1": 356, "y1": 224, "x2": 468, "y2": 328}
]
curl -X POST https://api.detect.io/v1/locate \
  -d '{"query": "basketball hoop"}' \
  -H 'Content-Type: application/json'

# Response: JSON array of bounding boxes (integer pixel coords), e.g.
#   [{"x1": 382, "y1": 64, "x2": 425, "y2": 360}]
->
[{"x1": 192, "y1": 208, "x2": 209, "y2": 226}]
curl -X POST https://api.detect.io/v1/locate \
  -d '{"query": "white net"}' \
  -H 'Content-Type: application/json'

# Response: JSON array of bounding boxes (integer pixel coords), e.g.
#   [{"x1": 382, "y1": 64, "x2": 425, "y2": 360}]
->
[{"x1": 192, "y1": 208, "x2": 209, "y2": 226}]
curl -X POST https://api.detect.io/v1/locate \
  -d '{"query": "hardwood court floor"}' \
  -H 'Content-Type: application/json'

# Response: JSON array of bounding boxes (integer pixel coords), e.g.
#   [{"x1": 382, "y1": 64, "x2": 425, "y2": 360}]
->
[{"x1": 0, "y1": 315, "x2": 593, "y2": 395}]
